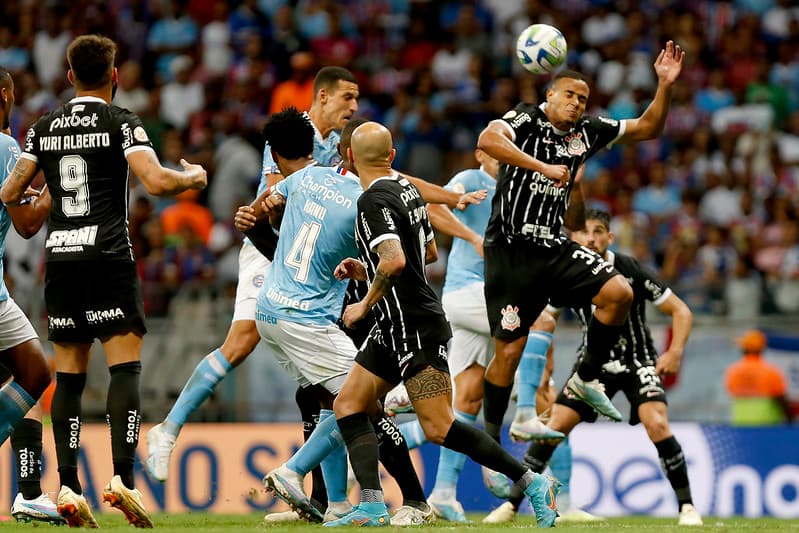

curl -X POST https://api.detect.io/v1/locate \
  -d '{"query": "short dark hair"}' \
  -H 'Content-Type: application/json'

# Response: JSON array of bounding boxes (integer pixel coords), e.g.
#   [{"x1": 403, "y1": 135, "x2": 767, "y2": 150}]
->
[
  {"x1": 313, "y1": 66, "x2": 357, "y2": 95},
  {"x1": 585, "y1": 208, "x2": 611, "y2": 230},
  {"x1": 553, "y1": 69, "x2": 588, "y2": 85},
  {"x1": 262, "y1": 107, "x2": 314, "y2": 160},
  {"x1": 67, "y1": 35, "x2": 117, "y2": 90},
  {"x1": 340, "y1": 117, "x2": 368, "y2": 152}
]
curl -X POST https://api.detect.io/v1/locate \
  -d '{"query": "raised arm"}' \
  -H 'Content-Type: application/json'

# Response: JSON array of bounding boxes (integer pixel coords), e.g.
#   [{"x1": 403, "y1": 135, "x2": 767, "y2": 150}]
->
[
  {"x1": 620, "y1": 40, "x2": 684, "y2": 142},
  {"x1": 406, "y1": 175, "x2": 486, "y2": 211},
  {"x1": 126, "y1": 150, "x2": 207, "y2": 196},
  {"x1": 427, "y1": 203, "x2": 483, "y2": 258}
]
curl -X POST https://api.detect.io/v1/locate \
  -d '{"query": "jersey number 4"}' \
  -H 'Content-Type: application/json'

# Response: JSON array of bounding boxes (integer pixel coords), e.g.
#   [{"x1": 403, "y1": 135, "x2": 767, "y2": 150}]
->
[
  {"x1": 59, "y1": 155, "x2": 90, "y2": 217},
  {"x1": 285, "y1": 221, "x2": 321, "y2": 282}
]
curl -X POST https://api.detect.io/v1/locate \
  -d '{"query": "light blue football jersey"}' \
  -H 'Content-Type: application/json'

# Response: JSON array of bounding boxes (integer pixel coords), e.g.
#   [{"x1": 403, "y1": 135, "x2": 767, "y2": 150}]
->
[
  {"x1": 441, "y1": 168, "x2": 496, "y2": 294},
  {"x1": 256, "y1": 164, "x2": 361, "y2": 325},
  {"x1": 257, "y1": 113, "x2": 342, "y2": 197},
  {"x1": 0, "y1": 134, "x2": 20, "y2": 302}
]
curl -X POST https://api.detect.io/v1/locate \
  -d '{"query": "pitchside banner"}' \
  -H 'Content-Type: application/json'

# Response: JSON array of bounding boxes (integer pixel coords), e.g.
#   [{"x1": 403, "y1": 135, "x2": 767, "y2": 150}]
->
[
  {"x1": 0, "y1": 423, "x2": 795, "y2": 517},
  {"x1": 420, "y1": 423, "x2": 799, "y2": 518},
  {"x1": 0, "y1": 424, "x2": 423, "y2": 516}
]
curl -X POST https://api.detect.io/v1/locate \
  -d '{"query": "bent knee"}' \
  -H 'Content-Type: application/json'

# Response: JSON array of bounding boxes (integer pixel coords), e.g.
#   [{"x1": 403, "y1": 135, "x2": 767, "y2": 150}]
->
[{"x1": 420, "y1": 420, "x2": 451, "y2": 445}]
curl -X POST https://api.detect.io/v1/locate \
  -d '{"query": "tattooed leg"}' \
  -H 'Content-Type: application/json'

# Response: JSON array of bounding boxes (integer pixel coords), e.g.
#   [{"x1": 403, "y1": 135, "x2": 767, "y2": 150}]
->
[
  {"x1": 408, "y1": 366, "x2": 530, "y2": 484},
  {"x1": 405, "y1": 366, "x2": 455, "y2": 445}
]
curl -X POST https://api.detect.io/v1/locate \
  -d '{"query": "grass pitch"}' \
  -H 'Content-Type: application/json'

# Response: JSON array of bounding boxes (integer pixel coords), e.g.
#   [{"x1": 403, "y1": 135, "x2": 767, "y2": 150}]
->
[{"x1": 7, "y1": 512, "x2": 797, "y2": 531}]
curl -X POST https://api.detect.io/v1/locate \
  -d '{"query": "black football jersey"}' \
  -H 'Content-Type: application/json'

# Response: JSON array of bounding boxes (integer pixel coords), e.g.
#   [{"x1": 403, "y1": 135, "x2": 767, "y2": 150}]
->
[
  {"x1": 354, "y1": 174, "x2": 451, "y2": 352},
  {"x1": 21, "y1": 96, "x2": 154, "y2": 262},
  {"x1": 573, "y1": 251, "x2": 673, "y2": 368},
  {"x1": 485, "y1": 102, "x2": 624, "y2": 247}
]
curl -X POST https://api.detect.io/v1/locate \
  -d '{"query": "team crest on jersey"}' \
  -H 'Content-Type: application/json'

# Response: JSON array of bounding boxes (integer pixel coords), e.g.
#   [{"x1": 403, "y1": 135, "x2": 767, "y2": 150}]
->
[
  {"x1": 133, "y1": 126, "x2": 149, "y2": 142},
  {"x1": 253, "y1": 274, "x2": 264, "y2": 288},
  {"x1": 500, "y1": 305, "x2": 521, "y2": 331},
  {"x1": 564, "y1": 132, "x2": 586, "y2": 156},
  {"x1": 451, "y1": 182, "x2": 466, "y2": 194}
]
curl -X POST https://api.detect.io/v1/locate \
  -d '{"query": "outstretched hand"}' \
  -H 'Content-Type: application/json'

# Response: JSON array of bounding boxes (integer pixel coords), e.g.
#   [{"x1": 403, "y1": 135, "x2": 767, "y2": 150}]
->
[
  {"x1": 654, "y1": 40, "x2": 684, "y2": 86},
  {"x1": 334, "y1": 257, "x2": 367, "y2": 281},
  {"x1": 455, "y1": 189, "x2": 488, "y2": 210},
  {"x1": 233, "y1": 205, "x2": 256, "y2": 232}
]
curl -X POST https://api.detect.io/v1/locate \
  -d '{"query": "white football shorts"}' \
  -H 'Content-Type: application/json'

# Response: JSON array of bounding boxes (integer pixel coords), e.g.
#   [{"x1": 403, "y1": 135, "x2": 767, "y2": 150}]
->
[
  {"x1": 255, "y1": 316, "x2": 355, "y2": 394},
  {"x1": 0, "y1": 297, "x2": 38, "y2": 351},
  {"x1": 442, "y1": 282, "x2": 494, "y2": 377},
  {"x1": 233, "y1": 244, "x2": 271, "y2": 322}
]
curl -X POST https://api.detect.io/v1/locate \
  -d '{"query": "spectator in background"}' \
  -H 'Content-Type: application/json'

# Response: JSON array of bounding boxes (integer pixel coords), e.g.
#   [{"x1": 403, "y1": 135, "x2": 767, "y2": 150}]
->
[
  {"x1": 31, "y1": 6, "x2": 70, "y2": 91},
  {"x1": 113, "y1": 61, "x2": 149, "y2": 114},
  {"x1": 208, "y1": 111, "x2": 262, "y2": 221},
  {"x1": 146, "y1": 0, "x2": 199, "y2": 84},
  {"x1": 771, "y1": 220, "x2": 799, "y2": 313},
  {"x1": 693, "y1": 68, "x2": 736, "y2": 120},
  {"x1": 160, "y1": 55, "x2": 204, "y2": 130},
  {"x1": 697, "y1": 225, "x2": 738, "y2": 314},
  {"x1": 725, "y1": 330, "x2": 793, "y2": 425},
  {"x1": 199, "y1": 1, "x2": 233, "y2": 78},
  {"x1": 268, "y1": 4, "x2": 309, "y2": 80},
  {"x1": 633, "y1": 160, "x2": 682, "y2": 257},
  {"x1": 0, "y1": 25, "x2": 30, "y2": 74},
  {"x1": 161, "y1": 190, "x2": 215, "y2": 246},
  {"x1": 268, "y1": 51, "x2": 315, "y2": 113},
  {"x1": 229, "y1": 0, "x2": 270, "y2": 51},
  {"x1": 725, "y1": 254, "x2": 763, "y2": 319}
]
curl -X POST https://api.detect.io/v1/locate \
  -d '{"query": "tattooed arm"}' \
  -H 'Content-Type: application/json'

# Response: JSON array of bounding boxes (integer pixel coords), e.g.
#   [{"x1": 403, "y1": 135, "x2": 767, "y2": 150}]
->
[
  {"x1": 341, "y1": 238, "x2": 405, "y2": 329},
  {"x1": 8, "y1": 184, "x2": 51, "y2": 238},
  {"x1": 0, "y1": 157, "x2": 38, "y2": 206}
]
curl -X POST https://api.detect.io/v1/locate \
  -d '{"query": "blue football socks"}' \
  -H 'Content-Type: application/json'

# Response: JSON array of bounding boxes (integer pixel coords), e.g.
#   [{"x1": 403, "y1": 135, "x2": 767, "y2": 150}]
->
[
  {"x1": 0, "y1": 381, "x2": 35, "y2": 445},
  {"x1": 164, "y1": 349, "x2": 232, "y2": 437},
  {"x1": 318, "y1": 409, "x2": 349, "y2": 503},
  {"x1": 517, "y1": 331, "x2": 551, "y2": 419}
]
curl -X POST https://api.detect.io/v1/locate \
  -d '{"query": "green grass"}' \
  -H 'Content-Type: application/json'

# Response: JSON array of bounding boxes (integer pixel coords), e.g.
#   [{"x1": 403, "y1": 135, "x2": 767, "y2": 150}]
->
[{"x1": 6, "y1": 513, "x2": 798, "y2": 532}]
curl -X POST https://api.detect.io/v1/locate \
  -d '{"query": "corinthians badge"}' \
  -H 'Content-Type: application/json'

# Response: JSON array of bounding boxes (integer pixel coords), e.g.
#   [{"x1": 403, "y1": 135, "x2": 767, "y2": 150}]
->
[
  {"x1": 564, "y1": 132, "x2": 586, "y2": 156},
  {"x1": 500, "y1": 305, "x2": 521, "y2": 331}
]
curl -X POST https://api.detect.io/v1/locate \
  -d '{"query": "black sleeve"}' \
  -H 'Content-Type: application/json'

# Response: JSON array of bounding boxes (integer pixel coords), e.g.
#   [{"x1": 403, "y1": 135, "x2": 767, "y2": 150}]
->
[
  {"x1": 625, "y1": 257, "x2": 672, "y2": 304},
  {"x1": 583, "y1": 115, "x2": 624, "y2": 158},
  {"x1": 359, "y1": 189, "x2": 402, "y2": 251},
  {"x1": 498, "y1": 102, "x2": 540, "y2": 143},
  {"x1": 243, "y1": 220, "x2": 279, "y2": 261},
  {"x1": 116, "y1": 109, "x2": 155, "y2": 156}
]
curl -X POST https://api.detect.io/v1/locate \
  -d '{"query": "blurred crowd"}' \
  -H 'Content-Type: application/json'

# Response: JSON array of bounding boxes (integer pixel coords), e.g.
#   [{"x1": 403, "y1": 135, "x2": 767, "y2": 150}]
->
[{"x1": 1, "y1": 0, "x2": 798, "y2": 318}]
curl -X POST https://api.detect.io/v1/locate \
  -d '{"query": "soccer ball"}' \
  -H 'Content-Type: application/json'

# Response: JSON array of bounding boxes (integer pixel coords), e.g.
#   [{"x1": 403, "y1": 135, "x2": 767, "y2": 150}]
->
[{"x1": 516, "y1": 23, "x2": 567, "y2": 74}]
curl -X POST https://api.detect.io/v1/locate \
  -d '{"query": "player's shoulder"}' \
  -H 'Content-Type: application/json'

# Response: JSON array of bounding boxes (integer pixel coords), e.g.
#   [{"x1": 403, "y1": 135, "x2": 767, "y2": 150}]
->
[
  {"x1": 500, "y1": 101, "x2": 542, "y2": 124},
  {"x1": 0, "y1": 132, "x2": 20, "y2": 151},
  {"x1": 448, "y1": 167, "x2": 478, "y2": 185},
  {"x1": 613, "y1": 251, "x2": 640, "y2": 272},
  {"x1": 579, "y1": 113, "x2": 621, "y2": 130}
]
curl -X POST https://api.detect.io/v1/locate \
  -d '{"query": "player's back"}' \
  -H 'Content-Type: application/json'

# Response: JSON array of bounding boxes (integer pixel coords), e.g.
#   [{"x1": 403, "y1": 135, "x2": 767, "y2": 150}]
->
[
  {"x1": 258, "y1": 164, "x2": 361, "y2": 325},
  {"x1": 22, "y1": 96, "x2": 152, "y2": 263},
  {"x1": 355, "y1": 174, "x2": 451, "y2": 351},
  {"x1": 443, "y1": 168, "x2": 495, "y2": 293}
]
